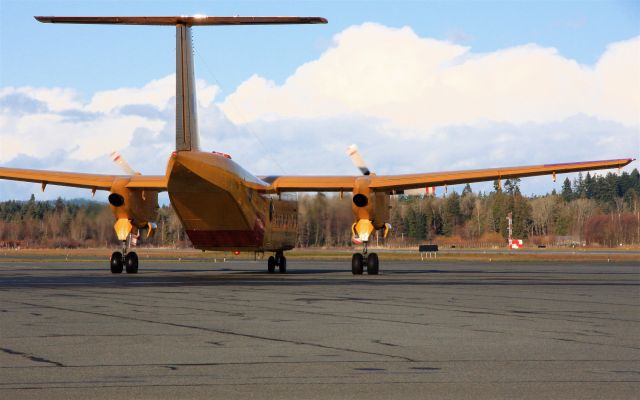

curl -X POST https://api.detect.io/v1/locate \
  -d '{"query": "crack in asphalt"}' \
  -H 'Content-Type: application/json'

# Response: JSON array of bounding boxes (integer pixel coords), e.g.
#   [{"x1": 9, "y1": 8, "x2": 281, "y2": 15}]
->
[
  {"x1": 32, "y1": 284, "x2": 640, "y2": 352},
  {"x1": 7, "y1": 300, "x2": 416, "y2": 363},
  {"x1": 0, "y1": 347, "x2": 65, "y2": 367}
]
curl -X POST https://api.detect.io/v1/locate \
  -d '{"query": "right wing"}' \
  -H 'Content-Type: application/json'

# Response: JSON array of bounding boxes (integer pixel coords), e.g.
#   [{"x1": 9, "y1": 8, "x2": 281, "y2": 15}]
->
[
  {"x1": 266, "y1": 158, "x2": 634, "y2": 193},
  {"x1": 368, "y1": 158, "x2": 635, "y2": 192},
  {"x1": 0, "y1": 167, "x2": 167, "y2": 191}
]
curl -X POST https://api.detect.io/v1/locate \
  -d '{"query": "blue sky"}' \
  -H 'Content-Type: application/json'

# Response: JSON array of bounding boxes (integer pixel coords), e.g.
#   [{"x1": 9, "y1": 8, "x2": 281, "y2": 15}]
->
[
  {"x1": 2, "y1": 1, "x2": 639, "y2": 94},
  {"x1": 0, "y1": 0, "x2": 638, "y2": 201}
]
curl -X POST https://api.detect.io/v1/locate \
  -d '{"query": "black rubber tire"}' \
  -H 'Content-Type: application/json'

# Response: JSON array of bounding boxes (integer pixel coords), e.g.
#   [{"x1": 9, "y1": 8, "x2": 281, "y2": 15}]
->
[
  {"x1": 110, "y1": 251, "x2": 123, "y2": 274},
  {"x1": 267, "y1": 256, "x2": 276, "y2": 273},
  {"x1": 366, "y1": 253, "x2": 379, "y2": 275},
  {"x1": 125, "y1": 252, "x2": 139, "y2": 274},
  {"x1": 278, "y1": 256, "x2": 287, "y2": 274},
  {"x1": 352, "y1": 253, "x2": 364, "y2": 275}
]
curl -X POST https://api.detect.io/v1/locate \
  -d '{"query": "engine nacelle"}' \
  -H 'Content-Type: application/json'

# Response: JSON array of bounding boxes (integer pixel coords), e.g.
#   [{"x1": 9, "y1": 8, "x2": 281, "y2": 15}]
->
[
  {"x1": 109, "y1": 178, "x2": 160, "y2": 240},
  {"x1": 351, "y1": 176, "x2": 390, "y2": 231}
]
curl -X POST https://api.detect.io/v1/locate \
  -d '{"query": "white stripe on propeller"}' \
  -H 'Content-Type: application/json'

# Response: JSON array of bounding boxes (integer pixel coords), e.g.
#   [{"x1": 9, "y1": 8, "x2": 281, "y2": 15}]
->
[
  {"x1": 110, "y1": 151, "x2": 138, "y2": 175},
  {"x1": 346, "y1": 144, "x2": 370, "y2": 176}
]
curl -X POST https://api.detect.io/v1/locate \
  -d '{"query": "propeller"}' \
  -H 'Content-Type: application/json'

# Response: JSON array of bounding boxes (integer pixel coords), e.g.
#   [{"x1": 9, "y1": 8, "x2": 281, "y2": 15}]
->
[
  {"x1": 345, "y1": 144, "x2": 436, "y2": 196},
  {"x1": 346, "y1": 144, "x2": 371, "y2": 176},
  {"x1": 110, "y1": 151, "x2": 140, "y2": 175},
  {"x1": 109, "y1": 151, "x2": 156, "y2": 239}
]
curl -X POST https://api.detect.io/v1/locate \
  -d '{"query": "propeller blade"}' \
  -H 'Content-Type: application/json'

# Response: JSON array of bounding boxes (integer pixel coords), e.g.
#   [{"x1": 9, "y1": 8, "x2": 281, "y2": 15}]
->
[
  {"x1": 346, "y1": 144, "x2": 371, "y2": 176},
  {"x1": 110, "y1": 151, "x2": 138, "y2": 175}
]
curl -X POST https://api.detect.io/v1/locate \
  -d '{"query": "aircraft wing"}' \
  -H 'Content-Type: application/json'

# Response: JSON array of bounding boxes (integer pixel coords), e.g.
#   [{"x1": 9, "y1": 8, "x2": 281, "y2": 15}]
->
[
  {"x1": 0, "y1": 167, "x2": 167, "y2": 191},
  {"x1": 368, "y1": 158, "x2": 634, "y2": 191},
  {"x1": 268, "y1": 158, "x2": 634, "y2": 192}
]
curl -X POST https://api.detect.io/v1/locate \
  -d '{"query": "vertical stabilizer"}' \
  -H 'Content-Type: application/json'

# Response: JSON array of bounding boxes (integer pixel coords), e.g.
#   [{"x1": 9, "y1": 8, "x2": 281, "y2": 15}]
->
[{"x1": 175, "y1": 25, "x2": 199, "y2": 152}]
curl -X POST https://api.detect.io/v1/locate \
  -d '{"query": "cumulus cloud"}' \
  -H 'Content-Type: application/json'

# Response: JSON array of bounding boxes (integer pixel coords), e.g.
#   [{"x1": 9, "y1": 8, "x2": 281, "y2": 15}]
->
[
  {"x1": 0, "y1": 75, "x2": 220, "y2": 166},
  {"x1": 220, "y1": 24, "x2": 640, "y2": 131},
  {"x1": 0, "y1": 23, "x2": 638, "y2": 201}
]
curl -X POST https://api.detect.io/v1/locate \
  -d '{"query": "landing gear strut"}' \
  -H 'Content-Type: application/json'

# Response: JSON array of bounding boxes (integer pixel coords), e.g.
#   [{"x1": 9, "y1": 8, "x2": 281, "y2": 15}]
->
[
  {"x1": 111, "y1": 234, "x2": 138, "y2": 274},
  {"x1": 267, "y1": 251, "x2": 287, "y2": 274},
  {"x1": 352, "y1": 242, "x2": 378, "y2": 275}
]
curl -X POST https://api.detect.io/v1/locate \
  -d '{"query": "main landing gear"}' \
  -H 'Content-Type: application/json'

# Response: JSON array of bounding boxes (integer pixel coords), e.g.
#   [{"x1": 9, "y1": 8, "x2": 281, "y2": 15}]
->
[
  {"x1": 267, "y1": 251, "x2": 287, "y2": 274},
  {"x1": 110, "y1": 234, "x2": 138, "y2": 274},
  {"x1": 352, "y1": 244, "x2": 379, "y2": 275}
]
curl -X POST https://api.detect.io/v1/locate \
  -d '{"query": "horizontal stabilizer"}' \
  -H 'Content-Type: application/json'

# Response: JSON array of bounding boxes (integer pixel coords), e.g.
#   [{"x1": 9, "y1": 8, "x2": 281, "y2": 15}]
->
[{"x1": 35, "y1": 16, "x2": 328, "y2": 26}]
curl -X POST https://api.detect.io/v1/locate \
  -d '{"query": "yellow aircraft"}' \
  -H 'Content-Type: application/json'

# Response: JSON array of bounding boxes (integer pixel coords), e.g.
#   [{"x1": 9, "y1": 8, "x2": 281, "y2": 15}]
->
[{"x1": 0, "y1": 16, "x2": 634, "y2": 275}]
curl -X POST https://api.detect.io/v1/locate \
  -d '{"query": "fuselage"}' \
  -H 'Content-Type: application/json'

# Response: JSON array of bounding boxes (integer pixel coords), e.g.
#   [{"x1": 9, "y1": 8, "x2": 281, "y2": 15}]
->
[{"x1": 166, "y1": 151, "x2": 298, "y2": 252}]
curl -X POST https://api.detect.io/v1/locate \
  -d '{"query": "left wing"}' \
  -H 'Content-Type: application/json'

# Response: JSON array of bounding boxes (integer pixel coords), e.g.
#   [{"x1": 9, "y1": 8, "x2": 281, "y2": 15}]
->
[
  {"x1": 0, "y1": 167, "x2": 167, "y2": 191},
  {"x1": 267, "y1": 158, "x2": 634, "y2": 192}
]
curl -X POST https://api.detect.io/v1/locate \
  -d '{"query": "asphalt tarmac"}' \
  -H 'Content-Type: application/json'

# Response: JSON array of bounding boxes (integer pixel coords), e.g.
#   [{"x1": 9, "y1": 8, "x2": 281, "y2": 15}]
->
[{"x1": 0, "y1": 256, "x2": 638, "y2": 399}]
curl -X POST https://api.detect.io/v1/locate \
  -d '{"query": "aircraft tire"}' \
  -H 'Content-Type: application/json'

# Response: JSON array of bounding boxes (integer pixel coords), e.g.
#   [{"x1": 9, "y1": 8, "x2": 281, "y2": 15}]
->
[
  {"x1": 351, "y1": 253, "x2": 364, "y2": 275},
  {"x1": 267, "y1": 256, "x2": 276, "y2": 273},
  {"x1": 110, "y1": 251, "x2": 124, "y2": 274},
  {"x1": 278, "y1": 256, "x2": 287, "y2": 274},
  {"x1": 125, "y1": 252, "x2": 139, "y2": 274},
  {"x1": 366, "y1": 253, "x2": 379, "y2": 275}
]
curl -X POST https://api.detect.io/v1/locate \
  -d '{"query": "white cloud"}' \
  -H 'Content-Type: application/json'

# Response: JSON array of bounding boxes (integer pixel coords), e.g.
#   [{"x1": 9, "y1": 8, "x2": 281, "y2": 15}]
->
[
  {"x1": 0, "y1": 75, "x2": 220, "y2": 164},
  {"x1": 220, "y1": 24, "x2": 640, "y2": 131},
  {"x1": 0, "y1": 86, "x2": 82, "y2": 112},
  {"x1": 0, "y1": 100, "x2": 166, "y2": 163},
  {"x1": 86, "y1": 75, "x2": 176, "y2": 113},
  {"x1": 85, "y1": 75, "x2": 219, "y2": 114}
]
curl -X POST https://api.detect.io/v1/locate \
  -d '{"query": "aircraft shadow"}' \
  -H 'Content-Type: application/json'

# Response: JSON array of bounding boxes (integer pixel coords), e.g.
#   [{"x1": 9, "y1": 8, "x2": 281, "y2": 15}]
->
[{"x1": 0, "y1": 267, "x2": 637, "y2": 289}]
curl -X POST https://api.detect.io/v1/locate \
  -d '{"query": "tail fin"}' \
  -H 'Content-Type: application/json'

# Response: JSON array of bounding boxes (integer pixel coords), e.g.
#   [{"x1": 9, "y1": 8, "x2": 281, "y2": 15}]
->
[
  {"x1": 175, "y1": 24, "x2": 198, "y2": 151},
  {"x1": 35, "y1": 16, "x2": 328, "y2": 152}
]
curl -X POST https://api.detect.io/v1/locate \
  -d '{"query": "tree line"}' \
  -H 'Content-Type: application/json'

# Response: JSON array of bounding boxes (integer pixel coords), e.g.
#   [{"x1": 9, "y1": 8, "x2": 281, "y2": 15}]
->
[{"x1": 1, "y1": 169, "x2": 638, "y2": 248}]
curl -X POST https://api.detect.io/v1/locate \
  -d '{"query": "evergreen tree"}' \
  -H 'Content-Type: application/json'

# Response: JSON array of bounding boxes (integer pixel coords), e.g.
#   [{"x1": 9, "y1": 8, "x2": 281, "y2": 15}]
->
[
  {"x1": 488, "y1": 191, "x2": 509, "y2": 236},
  {"x1": 584, "y1": 172, "x2": 594, "y2": 198},
  {"x1": 561, "y1": 178, "x2": 573, "y2": 202},
  {"x1": 504, "y1": 178, "x2": 521, "y2": 196},
  {"x1": 573, "y1": 173, "x2": 585, "y2": 198},
  {"x1": 443, "y1": 192, "x2": 461, "y2": 236},
  {"x1": 406, "y1": 206, "x2": 426, "y2": 240},
  {"x1": 630, "y1": 169, "x2": 640, "y2": 192},
  {"x1": 509, "y1": 193, "x2": 532, "y2": 238},
  {"x1": 493, "y1": 179, "x2": 502, "y2": 193}
]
